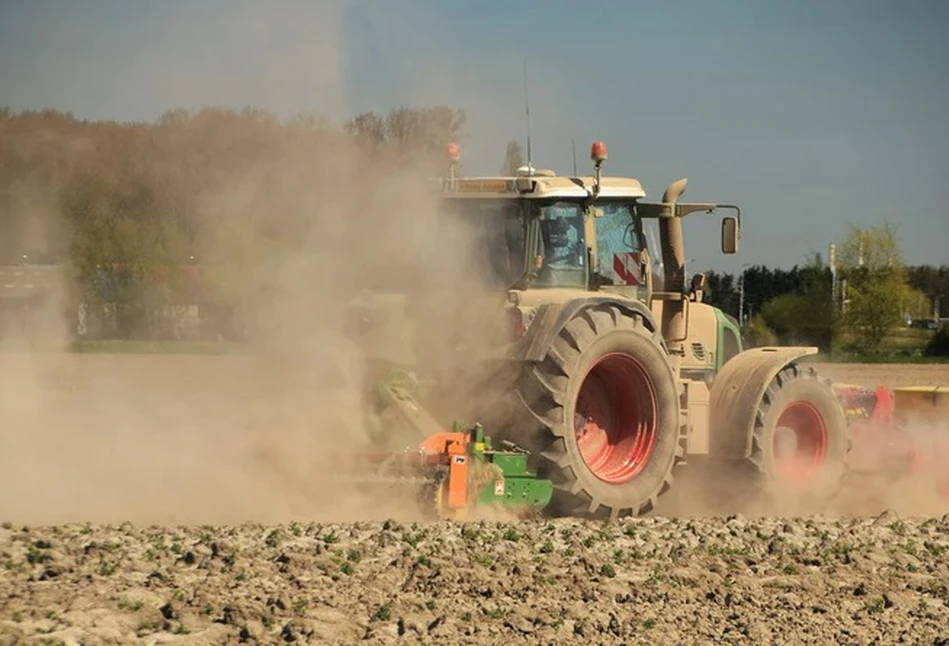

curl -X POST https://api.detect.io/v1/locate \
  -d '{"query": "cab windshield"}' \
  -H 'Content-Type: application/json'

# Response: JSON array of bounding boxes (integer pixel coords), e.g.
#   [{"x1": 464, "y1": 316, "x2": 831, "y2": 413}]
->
[
  {"x1": 532, "y1": 200, "x2": 642, "y2": 289},
  {"x1": 533, "y1": 201, "x2": 587, "y2": 288},
  {"x1": 436, "y1": 196, "x2": 643, "y2": 291},
  {"x1": 591, "y1": 202, "x2": 643, "y2": 288}
]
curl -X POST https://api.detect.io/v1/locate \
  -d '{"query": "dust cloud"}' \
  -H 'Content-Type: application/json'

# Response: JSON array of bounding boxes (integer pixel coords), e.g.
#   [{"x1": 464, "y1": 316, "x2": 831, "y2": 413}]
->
[
  {"x1": 656, "y1": 367, "x2": 949, "y2": 521},
  {"x1": 3, "y1": 3, "x2": 947, "y2": 529},
  {"x1": 0, "y1": 163, "x2": 504, "y2": 527},
  {"x1": 0, "y1": 6, "x2": 517, "y2": 527}
]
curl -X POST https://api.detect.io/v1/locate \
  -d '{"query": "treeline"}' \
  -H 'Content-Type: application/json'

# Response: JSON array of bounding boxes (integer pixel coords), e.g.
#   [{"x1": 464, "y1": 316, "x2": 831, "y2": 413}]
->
[
  {"x1": 701, "y1": 225, "x2": 948, "y2": 356},
  {"x1": 0, "y1": 105, "x2": 468, "y2": 339},
  {"x1": 0, "y1": 105, "x2": 466, "y2": 263},
  {"x1": 705, "y1": 263, "x2": 949, "y2": 328},
  {"x1": 1, "y1": 107, "x2": 944, "y2": 356}
]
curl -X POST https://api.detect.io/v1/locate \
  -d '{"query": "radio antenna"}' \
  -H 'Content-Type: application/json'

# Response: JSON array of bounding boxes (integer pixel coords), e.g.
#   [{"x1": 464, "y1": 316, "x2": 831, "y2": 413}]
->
[
  {"x1": 571, "y1": 138, "x2": 578, "y2": 176},
  {"x1": 523, "y1": 60, "x2": 532, "y2": 173}
]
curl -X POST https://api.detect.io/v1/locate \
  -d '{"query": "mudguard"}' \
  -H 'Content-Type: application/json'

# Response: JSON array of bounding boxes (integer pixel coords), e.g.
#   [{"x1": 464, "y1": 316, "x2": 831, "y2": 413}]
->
[
  {"x1": 708, "y1": 346, "x2": 819, "y2": 459},
  {"x1": 514, "y1": 296, "x2": 661, "y2": 363}
]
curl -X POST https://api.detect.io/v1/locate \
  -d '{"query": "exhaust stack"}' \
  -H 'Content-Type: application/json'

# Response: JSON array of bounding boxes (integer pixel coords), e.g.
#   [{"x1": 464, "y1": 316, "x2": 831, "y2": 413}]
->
[{"x1": 659, "y1": 178, "x2": 689, "y2": 353}]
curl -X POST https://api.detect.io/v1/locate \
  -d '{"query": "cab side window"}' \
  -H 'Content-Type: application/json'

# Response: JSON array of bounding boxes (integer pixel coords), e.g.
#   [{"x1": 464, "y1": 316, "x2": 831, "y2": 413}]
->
[{"x1": 593, "y1": 204, "x2": 643, "y2": 286}]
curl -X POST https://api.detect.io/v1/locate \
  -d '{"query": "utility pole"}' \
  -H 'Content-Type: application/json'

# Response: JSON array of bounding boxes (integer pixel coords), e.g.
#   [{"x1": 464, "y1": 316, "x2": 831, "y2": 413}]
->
[
  {"x1": 738, "y1": 262, "x2": 753, "y2": 328},
  {"x1": 829, "y1": 243, "x2": 838, "y2": 316},
  {"x1": 739, "y1": 273, "x2": 744, "y2": 328}
]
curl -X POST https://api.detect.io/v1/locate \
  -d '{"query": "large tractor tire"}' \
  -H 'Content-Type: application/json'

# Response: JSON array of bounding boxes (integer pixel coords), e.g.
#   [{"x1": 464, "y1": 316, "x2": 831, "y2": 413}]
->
[
  {"x1": 515, "y1": 304, "x2": 684, "y2": 519},
  {"x1": 747, "y1": 363, "x2": 850, "y2": 499}
]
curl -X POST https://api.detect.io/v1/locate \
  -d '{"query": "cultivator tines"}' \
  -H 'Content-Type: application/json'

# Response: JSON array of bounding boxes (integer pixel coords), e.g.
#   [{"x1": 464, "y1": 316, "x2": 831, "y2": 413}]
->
[
  {"x1": 324, "y1": 447, "x2": 442, "y2": 497},
  {"x1": 321, "y1": 420, "x2": 554, "y2": 519}
]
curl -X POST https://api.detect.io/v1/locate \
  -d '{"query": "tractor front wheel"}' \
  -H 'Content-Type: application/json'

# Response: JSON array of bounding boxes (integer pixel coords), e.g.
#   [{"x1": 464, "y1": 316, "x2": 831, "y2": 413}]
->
[{"x1": 749, "y1": 364, "x2": 849, "y2": 499}]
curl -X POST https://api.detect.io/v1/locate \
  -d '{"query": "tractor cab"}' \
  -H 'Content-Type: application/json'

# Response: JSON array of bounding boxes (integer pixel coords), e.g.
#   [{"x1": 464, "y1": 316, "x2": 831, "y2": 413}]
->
[
  {"x1": 434, "y1": 163, "x2": 652, "y2": 304},
  {"x1": 433, "y1": 141, "x2": 744, "y2": 376}
]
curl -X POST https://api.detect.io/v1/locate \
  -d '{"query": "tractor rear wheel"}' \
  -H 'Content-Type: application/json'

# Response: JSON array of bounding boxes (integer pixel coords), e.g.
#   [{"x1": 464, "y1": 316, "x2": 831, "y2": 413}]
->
[
  {"x1": 515, "y1": 304, "x2": 683, "y2": 518},
  {"x1": 748, "y1": 364, "x2": 849, "y2": 498}
]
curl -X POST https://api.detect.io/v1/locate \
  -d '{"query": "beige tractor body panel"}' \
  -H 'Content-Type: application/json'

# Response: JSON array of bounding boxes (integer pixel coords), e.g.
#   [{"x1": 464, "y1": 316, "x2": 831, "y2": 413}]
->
[
  {"x1": 650, "y1": 299, "x2": 721, "y2": 372},
  {"x1": 511, "y1": 288, "x2": 601, "y2": 308},
  {"x1": 646, "y1": 299, "x2": 724, "y2": 456},
  {"x1": 683, "y1": 378, "x2": 711, "y2": 454}
]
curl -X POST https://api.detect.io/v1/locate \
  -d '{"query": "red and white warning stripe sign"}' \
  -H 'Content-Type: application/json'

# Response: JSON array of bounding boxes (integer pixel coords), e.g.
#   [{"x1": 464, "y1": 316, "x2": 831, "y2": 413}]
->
[{"x1": 612, "y1": 252, "x2": 642, "y2": 286}]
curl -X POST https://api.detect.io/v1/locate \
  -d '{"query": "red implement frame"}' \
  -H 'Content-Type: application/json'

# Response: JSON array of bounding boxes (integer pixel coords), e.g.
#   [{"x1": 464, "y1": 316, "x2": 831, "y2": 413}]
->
[{"x1": 837, "y1": 384, "x2": 949, "y2": 498}]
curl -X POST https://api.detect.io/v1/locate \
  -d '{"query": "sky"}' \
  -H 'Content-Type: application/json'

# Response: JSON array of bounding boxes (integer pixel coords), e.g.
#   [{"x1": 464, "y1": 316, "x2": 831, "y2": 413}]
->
[{"x1": 1, "y1": 0, "x2": 947, "y2": 274}]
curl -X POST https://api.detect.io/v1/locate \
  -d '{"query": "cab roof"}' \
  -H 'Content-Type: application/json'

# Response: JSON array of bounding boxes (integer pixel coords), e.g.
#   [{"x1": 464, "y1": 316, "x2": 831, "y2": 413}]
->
[{"x1": 435, "y1": 173, "x2": 646, "y2": 200}]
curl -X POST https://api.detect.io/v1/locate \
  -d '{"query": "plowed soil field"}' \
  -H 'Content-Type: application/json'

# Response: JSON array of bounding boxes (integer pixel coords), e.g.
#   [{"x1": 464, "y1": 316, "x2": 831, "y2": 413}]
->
[
  {"x1": 1, "y1": 355, "x2": 947, "y2": 645},
  {"x1": 810, "y1": 362, "x2": 949, "y2": 389}
]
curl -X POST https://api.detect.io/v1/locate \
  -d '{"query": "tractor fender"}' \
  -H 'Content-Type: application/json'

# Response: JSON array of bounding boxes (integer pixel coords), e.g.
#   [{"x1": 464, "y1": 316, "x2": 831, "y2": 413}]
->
[
  {"x1": 517, "y1": 296, "x2": 662, "y2": 363},
  {"x1": 708, "y1": 345, "x2": 819, "y2": 459}
]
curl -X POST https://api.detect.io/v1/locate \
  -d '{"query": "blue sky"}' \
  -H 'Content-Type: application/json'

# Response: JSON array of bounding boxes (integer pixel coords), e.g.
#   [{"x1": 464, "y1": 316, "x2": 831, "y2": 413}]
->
[{"x1": 1, "y1": 0, "x2": 947, "y2": 274}]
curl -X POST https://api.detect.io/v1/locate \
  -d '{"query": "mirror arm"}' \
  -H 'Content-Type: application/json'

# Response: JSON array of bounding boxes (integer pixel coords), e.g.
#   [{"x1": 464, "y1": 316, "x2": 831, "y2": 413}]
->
[
  {"x1": 641, "y1": 202, "x2": 742, "y2": 226},
  {"x1": 711, "y1": 204, "x2": 741, "y2": 228}
]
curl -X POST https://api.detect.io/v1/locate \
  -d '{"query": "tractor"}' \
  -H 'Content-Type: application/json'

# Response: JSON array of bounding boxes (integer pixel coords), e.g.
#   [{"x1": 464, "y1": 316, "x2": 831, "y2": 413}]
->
[{"x1": 346, "y1": 140, "x2": 851, "y2": 520}]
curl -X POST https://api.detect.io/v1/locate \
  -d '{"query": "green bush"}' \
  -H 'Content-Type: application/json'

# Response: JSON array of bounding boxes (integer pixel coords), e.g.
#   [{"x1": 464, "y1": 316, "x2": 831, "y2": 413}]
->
[
  {"x1": 924, "y1": 327, "x2": 949, "y2": 357},
  {"x1": 744, "y1": 313, "x2": 777, "y2": 348},
  {"x1": 760, "y1": 292, "x2": 833, "y2": 351}
]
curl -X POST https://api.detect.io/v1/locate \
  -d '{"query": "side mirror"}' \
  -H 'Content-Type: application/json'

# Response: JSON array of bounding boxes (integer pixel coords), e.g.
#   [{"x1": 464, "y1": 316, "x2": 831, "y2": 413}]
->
[{"x1": 721, "y1": 216, "x2": 739, "y2": 254}]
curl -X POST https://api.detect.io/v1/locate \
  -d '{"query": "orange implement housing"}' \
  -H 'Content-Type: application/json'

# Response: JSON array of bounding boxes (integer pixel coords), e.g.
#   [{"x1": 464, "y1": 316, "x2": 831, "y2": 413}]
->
[{"x1": 418, "y1": 432, "x2": 470, "y2": 510}]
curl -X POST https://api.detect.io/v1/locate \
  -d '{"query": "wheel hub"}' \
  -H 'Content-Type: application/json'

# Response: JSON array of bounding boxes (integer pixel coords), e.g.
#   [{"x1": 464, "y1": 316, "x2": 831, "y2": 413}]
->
[
  {"x1": 773, "y1": 400, "x2": 828, "y2": 483},
  {"x1": 574, "y1": 352, "x2": 659, "y2": 484}
]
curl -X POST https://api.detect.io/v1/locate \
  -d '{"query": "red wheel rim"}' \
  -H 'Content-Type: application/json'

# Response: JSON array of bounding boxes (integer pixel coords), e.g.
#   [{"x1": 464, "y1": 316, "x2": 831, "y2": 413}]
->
[
  {"x1": 772, "y1": 400, "x2": 828, "y2": 483},
  {"x1": 574, "y1": 352, "x2": 659, "y2": 484}
]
